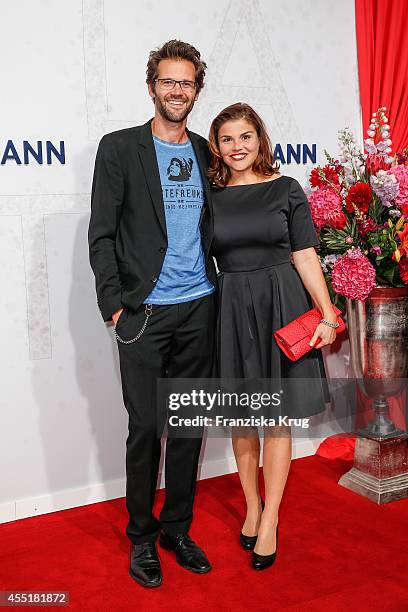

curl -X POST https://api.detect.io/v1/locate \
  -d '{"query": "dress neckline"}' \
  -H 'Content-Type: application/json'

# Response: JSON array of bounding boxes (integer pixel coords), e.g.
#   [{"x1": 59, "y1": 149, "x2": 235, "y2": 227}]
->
[{"x1": 225, "y1": 175, "x2": 284, "y2": 188}]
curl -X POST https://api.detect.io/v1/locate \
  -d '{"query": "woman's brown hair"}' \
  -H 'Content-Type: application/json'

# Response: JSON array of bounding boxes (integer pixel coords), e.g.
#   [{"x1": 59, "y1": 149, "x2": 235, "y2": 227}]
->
[{"x1": 208, "y1": 103, "x2": 280, "y2": 187}]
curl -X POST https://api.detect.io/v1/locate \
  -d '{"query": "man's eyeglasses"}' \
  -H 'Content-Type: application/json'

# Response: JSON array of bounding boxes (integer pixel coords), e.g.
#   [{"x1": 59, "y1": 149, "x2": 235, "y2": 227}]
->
[{"x1": 154, "y1": 78, "x2": 197, "y2": 92}]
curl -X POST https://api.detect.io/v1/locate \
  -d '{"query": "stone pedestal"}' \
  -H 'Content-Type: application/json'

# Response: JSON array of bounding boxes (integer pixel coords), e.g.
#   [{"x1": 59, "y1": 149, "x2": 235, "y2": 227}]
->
[{"x1": 339, "y1": 434, "x2": 408, "y2": 504}]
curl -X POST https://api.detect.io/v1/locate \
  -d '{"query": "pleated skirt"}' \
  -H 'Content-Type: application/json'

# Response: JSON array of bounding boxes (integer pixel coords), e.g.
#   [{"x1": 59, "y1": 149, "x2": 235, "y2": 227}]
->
[{"x1": 216, "y1": 262, "x2": 330, "y2": 418}]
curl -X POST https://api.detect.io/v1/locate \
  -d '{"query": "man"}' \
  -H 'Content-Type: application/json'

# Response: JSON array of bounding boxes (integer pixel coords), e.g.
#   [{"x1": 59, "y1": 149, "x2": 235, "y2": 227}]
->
[{"x1": 88, "y1": 40, "x2": 217, "y2": 588}]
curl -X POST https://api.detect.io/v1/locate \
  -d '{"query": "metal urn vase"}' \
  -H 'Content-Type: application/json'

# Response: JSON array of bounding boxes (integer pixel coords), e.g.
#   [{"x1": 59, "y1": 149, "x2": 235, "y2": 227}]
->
[{"x1": 338, "y1": 286, "x2": 408, "y2": 503}]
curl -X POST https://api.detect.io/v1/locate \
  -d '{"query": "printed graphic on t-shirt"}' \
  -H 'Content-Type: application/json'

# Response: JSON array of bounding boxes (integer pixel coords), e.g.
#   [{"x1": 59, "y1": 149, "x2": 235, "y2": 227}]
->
[
  {"x1": 167, "y1": 157, "x2": 193, "y2": 181},
  {"x1": 144, "y1": 136, "x2": 214, "y2": 304},
  {"x1": 162, "y1": 155, "x2": 204, "y2": 211}
]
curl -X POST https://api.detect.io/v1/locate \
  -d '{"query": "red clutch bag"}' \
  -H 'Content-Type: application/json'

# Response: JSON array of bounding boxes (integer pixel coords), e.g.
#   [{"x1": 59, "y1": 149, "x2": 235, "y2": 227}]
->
[{"x1": 273, "y1": 305, "x2": 345, "y2": 361}]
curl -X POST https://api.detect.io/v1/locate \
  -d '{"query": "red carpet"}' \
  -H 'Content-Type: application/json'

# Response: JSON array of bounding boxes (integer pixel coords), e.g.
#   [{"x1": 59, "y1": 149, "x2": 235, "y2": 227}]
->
[{"x1": 1, "y1": 456, "x2": 408, "y2": 610}]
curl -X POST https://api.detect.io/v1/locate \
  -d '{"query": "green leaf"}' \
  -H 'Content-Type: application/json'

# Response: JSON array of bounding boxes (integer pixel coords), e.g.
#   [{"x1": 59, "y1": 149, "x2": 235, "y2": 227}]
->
[
  {"x1": 381, "y1": 266, "x2": 396, "y2": 284},
  {"x1": 368, "y1": 197, "x2": 386, "y2": 225}
]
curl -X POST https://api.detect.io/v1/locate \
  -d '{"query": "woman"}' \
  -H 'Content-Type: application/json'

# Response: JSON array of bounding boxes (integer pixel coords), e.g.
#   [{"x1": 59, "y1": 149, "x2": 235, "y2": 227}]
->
[{"x1": 208, "y1": 103, "x2": 338, "y2": 570}]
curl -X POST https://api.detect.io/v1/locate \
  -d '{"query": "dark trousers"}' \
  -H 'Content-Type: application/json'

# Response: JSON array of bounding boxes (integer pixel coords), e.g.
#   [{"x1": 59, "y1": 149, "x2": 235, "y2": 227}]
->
[{"x1": 116, "y1": 293, "x2": 215, "y2": 544}]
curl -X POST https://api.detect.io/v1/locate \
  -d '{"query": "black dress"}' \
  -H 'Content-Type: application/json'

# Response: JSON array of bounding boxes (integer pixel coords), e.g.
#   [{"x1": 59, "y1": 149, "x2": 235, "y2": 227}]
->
[{"x1": 211, "y1": 175, "x2": 329, "y2": 419}]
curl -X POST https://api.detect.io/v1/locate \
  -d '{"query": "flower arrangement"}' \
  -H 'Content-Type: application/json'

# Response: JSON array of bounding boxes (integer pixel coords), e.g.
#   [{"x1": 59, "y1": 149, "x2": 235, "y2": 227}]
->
[{"x1": 308, "y1": 107, "x2": 408, "y2": 307}]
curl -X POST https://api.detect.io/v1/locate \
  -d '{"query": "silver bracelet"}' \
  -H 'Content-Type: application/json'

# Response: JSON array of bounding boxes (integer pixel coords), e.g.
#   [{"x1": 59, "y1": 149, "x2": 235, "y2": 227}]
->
[{"x1": 320, "y1": 318, "x2": 339, "y2": 329}]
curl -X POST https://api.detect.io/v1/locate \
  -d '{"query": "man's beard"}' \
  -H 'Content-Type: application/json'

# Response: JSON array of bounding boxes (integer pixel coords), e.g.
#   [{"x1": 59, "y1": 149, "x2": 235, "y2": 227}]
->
[{"x1": 155, "y1": 95, "x2": 195, "y2": 123}]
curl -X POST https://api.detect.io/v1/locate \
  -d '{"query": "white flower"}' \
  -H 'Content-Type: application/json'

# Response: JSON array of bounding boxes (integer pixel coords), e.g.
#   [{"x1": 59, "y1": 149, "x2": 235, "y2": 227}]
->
[
  {"x1": 389, "y1": 209, "x2": 402, "y2": 217},
  {"x1": 321, "y1": 254, "x2": 340, "y2": 273},
  {"x1": 364, "y1": 140, "x2": 377, "y2": 154}
]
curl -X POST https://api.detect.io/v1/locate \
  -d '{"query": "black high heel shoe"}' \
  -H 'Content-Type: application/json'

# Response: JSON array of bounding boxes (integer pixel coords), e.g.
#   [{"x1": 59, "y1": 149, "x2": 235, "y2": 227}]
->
[
  {"x1": 252, "y1": 524, "x2": 278, "y2": 570},
  {"x1": 239, "y1": 498, "x2": 264, "y2": 551}
]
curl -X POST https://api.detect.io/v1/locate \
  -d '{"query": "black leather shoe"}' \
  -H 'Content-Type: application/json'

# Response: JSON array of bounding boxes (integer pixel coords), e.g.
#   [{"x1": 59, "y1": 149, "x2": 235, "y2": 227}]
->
[
  {"x1": 129, "y1": 542, "x2": 162, "y2": 588},
  {"x1": 240, "y1": 498, "x2": 265, "y2": 551},
  {"x1": 252, "y1": 524, "x2": 278, "y2": 570},
  {"x1": 159, "y1": 532, "x2": 211, "y2": 573}
]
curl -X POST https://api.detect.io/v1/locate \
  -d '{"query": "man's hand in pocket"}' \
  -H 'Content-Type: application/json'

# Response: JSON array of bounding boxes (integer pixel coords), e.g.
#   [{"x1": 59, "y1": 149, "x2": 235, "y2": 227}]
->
[{"x1": 112, "y1": 308, "x2": 123, "y2": 327}]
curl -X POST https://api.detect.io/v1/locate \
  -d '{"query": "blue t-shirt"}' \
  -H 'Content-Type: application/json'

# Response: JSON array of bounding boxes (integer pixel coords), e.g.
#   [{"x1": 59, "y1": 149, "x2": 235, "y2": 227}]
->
[{"x1": 144, "y1": 136, "x2": 215, "y2": 304}]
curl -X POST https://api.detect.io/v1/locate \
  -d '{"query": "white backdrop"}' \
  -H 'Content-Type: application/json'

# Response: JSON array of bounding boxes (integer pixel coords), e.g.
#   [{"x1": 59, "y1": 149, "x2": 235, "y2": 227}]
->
[{"x1": 0, "y1": 0, "x2": 360, "y2": 523}]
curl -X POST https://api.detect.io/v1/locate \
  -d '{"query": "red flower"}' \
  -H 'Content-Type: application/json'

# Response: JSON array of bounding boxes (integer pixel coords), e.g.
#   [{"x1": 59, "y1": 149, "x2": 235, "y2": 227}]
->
[
  {"x1": 365, "y1": 153, "x2": 391, "y2": 174},
  {"x1": 329, "y1": 210, "x2": 348, "y2": 229},
  {"x1": 357, "y1": 216, "x2": 378, "y2": 237},
  {"x1": 399, "y1": 257, "x2": 408, "y2": 284},
  {"x1": 397, "y1": 223, "x2": 408, "y2": 258},
  {"x1": 345, "y1": 182, "x2": 373, "y2": 214},
  {"x1": 396, "y1": 148, "x2": 408, "y2": 165},
  {"x1": 309, "y1": 165, "x2": 340, "y2": 189}
]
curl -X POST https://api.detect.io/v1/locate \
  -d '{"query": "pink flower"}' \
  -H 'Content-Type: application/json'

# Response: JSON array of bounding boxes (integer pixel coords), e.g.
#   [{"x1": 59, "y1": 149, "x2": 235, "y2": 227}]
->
[
  {"x1": 308, "y1": 187, "x2": 346, "y2": 230},
  {"x1": 388, "y1": 165, "x2": 408, "y2": 215},
  {"x1": 331, "y1": 248, "x2": 376, "y2": 301}
]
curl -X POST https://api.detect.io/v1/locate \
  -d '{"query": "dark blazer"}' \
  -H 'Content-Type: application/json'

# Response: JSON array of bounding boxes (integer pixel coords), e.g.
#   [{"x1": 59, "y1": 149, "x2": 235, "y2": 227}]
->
[{"x1": 88, "y1": 118, "x2": 216, "y2": 322}]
